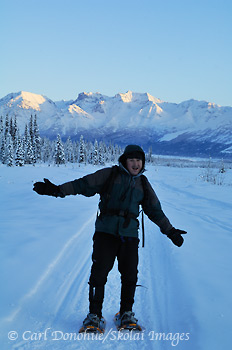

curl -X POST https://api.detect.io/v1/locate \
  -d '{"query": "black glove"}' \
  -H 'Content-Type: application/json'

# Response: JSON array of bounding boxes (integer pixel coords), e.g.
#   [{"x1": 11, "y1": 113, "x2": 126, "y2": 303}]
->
[
  {"x1": 33, "y1": 178, "x2": 64, "y2": 197},
  {"x1": 167, "y1": 228, "x2": 187, "y2": 247}
]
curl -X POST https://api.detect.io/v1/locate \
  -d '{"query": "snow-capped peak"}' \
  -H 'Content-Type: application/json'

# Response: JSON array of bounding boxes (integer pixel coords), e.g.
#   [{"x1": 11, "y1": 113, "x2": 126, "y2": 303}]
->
[
  {"x1": 75, "y1": 92, "x2": 105, "y2": 102},
  {"x1": 19, "y1": 91, "x2": 47, "y2": 111},
  {"x1": 116, "y1": 90, "x2": 134, "y2": 103},
  {"x1": 115, "y1": 90, "x2": 163, "y2": 104},
  {"x1": 2, "y1": 91, "x2": 48, "y2": 111}
]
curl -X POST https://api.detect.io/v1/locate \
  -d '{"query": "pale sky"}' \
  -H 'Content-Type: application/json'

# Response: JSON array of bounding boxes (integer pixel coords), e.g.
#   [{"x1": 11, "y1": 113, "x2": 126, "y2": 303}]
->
[{"x1": 1, "y1": 0, "x2": 232, "y2": 106}]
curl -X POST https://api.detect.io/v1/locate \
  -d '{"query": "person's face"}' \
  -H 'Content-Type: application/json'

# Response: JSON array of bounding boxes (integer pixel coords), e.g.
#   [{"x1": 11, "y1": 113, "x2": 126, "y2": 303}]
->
[{"x1": 126, "y1": 158, "x2": 143, "y2": 176}]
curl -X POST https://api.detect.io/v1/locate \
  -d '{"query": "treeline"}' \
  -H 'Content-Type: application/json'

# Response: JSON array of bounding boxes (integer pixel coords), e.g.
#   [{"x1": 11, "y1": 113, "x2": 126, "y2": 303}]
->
[{"x1": 0, "y1": 115, "x2": 124, "y2": 166}]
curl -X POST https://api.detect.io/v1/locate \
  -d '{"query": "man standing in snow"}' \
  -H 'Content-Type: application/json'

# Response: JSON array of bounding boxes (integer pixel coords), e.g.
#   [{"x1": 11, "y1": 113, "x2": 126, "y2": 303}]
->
[{"x1": 33, "y1": 144, "x2": 187, "y2": 332}]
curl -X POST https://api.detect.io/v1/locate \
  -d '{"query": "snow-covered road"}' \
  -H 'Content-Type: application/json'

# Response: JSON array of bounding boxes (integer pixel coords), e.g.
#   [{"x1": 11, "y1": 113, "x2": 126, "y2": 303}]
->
[{"x1": 0, "y1": 164, "x2": 231, "y2": 350}]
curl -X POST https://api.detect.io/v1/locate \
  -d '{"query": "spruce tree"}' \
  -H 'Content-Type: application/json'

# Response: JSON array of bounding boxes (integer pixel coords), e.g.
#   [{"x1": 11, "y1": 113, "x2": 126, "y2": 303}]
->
[
  {"x1": 26, "y1": 138, "x2": 35, "y2": 165},
  {"x1": 6, "y1": 133, "x2": 14, "y2": 167},
  {"x1": 15, "y1": 136, "x2": 25, "y2": 166},
  {"x1": 41, "y1": 138, "x2": 52, "y2": 164},
  {"x1": 12, "y1": 116, "x2": 19, "y2": 150},
  {"x1": 78, "y1": 135, "x2": 86, "y2": 163},
  {"x1": 0, "y1": 116, "x2": 3, "y2": 135},
  {"x1": 65, "y1": 137, "x2": 74, "y2": 163},
  {"x1": 34, "y1": 115, "x2": 41, "y2": 161},
  {"x1": 24, "y1": 123, "x2": 35, "y2": 164},
  {"x1": 54, "y1": 134, "x2": 65, "y2": 165},
  {"x1": 4, "y1": 115, "x2": 9, "y2": 138},
  {"x1": 93, "y1": 139, "x2": 99, "y2": 165},
  {"x1": 98, "y1": 141, "x2": 105, "y2": 165}
]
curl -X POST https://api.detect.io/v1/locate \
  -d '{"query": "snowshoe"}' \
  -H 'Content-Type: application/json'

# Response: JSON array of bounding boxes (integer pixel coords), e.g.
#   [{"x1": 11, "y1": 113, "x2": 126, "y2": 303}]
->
[
  {"x1": 79, "y1": 313, "x2": 106, "y2": 334},
  {"x1": 114, "y1": 311, "x2": 142, "y2": 331}
]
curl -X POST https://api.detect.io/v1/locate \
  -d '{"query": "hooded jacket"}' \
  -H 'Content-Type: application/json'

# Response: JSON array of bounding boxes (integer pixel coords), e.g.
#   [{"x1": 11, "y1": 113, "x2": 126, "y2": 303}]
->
[{"x1": 59, "y1": 163, "x2": 173, "y2": 238}]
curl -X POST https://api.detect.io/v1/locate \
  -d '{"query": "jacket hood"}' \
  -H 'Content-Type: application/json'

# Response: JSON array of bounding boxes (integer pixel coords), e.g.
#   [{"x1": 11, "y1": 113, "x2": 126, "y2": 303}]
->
[{"x1": 118, "y1": 145, "x2": 145, "y2": 170}]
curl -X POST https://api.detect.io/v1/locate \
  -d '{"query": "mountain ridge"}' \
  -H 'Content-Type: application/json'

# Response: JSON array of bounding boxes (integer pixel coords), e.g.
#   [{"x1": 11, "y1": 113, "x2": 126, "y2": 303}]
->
[{"x1": 0, "y1": 90, "x2": 232, "y2": 158}]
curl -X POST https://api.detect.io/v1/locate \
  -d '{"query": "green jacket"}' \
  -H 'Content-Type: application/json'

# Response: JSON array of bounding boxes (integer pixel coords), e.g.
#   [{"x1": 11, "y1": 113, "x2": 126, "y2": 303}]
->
[{"x1": 59, "y1": 165, "x2": 173, "y2": 238}]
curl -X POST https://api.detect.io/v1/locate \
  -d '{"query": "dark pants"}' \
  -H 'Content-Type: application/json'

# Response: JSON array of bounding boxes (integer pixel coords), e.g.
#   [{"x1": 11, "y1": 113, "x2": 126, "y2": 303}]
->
[{"x1": 89, "y1": 231, "x2": 139, "y2": 317}]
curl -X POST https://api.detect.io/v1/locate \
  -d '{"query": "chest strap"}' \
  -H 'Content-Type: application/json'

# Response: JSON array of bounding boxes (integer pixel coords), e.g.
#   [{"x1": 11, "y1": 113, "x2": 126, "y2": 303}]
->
[{"x1": 99, "y1": 209, "x2": 138, "y2": 228}]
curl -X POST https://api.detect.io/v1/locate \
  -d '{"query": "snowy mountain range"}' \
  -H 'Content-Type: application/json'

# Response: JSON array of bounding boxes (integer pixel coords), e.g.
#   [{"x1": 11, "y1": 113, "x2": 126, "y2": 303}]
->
[{"x1": 1, "y1": 90, "x2": 232, "y2": 158}]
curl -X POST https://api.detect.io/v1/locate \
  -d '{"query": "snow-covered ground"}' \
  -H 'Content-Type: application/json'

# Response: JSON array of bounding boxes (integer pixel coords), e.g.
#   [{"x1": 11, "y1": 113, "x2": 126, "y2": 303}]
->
[{"x1": 0, "y1": 163, "x2": 231, "y2": 350}]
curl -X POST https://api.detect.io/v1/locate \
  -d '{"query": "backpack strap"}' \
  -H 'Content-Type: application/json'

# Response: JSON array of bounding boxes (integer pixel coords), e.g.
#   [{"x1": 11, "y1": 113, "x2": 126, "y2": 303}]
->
[
  {"x1": 97, "y1": 165, "x2": 119, "y2": 216},
  {"x1": 99, "y1": 165, "x2": 119, "y2": 199},
  {"x1": 140, "y1": 174, "x2": 148, "y2": 248}
]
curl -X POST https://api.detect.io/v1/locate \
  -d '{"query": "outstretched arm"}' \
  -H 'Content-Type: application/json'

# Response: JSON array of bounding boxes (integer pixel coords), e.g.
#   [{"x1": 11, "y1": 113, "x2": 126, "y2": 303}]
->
[
  {"x1": 142, "y1": 176, "x2": 187, "y2": 247},
  {"x1": 33, "y1": 167, "x2": 113, "y2": 198}
]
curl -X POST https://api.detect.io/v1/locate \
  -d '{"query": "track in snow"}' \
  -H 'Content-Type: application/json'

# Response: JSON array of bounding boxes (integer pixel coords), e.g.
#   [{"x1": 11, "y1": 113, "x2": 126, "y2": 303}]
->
[{"x1": 5, "y1": 213, "x2": 95, "y2": 350}]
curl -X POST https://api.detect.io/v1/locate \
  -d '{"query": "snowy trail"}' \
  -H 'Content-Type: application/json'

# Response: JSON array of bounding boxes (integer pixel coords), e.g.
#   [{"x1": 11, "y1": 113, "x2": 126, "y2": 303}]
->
[
  {"x1": 1, "y1": 164, "x2": 231, "y2": 350},
  {"x1": 137, "y1": 214, "x2": 200, "y2": 350},
  {"x1": 4, "y1": 213, "x2": 95, "y2": 350},
  {"x1": 146, "y1": 167, "x2": 232, "y2": 349}
]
